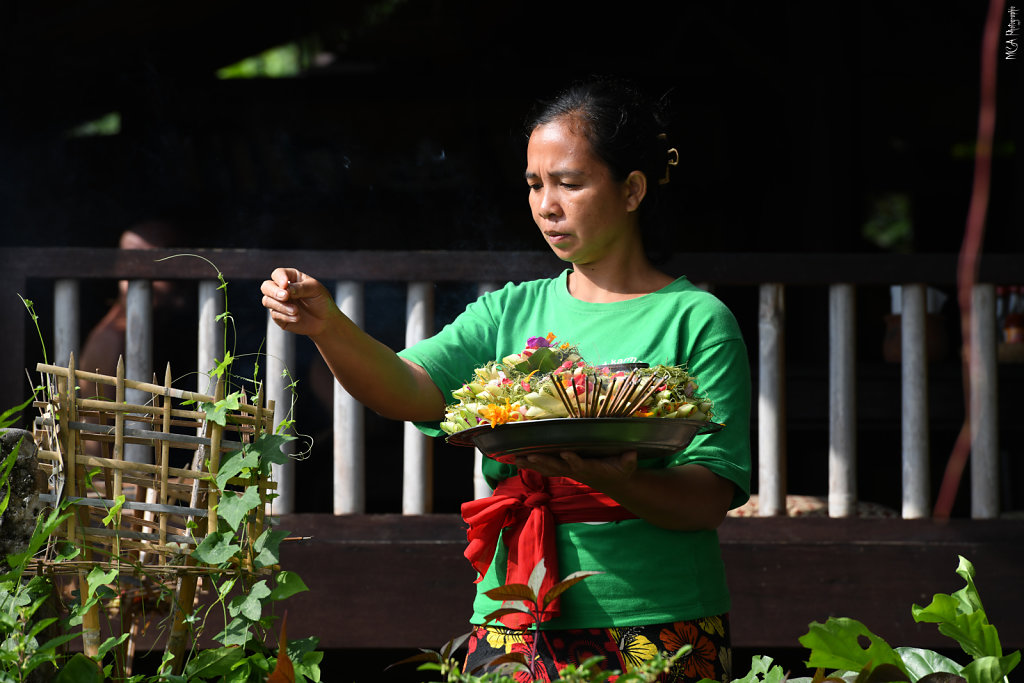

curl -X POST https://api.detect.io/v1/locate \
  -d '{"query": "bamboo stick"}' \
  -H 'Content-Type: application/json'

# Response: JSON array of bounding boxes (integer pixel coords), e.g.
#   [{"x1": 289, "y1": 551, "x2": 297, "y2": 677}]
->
[
  {"x1": 587, "y1": 371, "x2": 600, "y2": 416},
  {"x1": 82, "y1": 527, "x2": 197, "y2": 545},
  {"x1": 604, "y1": 371, "x2": 639, "y2": 416},
  {"x1": 206, "y1": 377, "x2": 224, "y2": 536},
  {"x1": 82, "y1": 507, "x2": 192, "y2": 539},
  {"x1": 36, "y1": 362, "x2": 267, "y2": 418},
  {"x1": 39, "y1": 493, "x2": 208, "y2": 518},
  {"x1": 30, "y1": 559, "x2": 230, "y2": 578},
  {"x1": 165, "y1": 555, "x2": 199, "y2": 676},
  {"x1": 551, "y1": 373, "x2": 578, "y2": 418},
  {"x1": 253, "y1": 384, "x2": 267, "y2": 568},
  {"x1": 159, "y1": 365, "x2": 172, "y2": 555},
  {"x1": 114, "y1": 357, "x2": 125, "y2": 502},
  {"x1": 43, "y1": 453, "x2": 208, "y2": 483},
  {"x1": 68, "y1": 356, "x2": 101, "y2": 658},
  {"x1": 75, "y1": 399, "x2": 263, "y2": 431},
  {"x1": 69, "y1": 421, "x2": 250, "y2": 451},
  {"x1": 74, "y1": 399, "x2": 209, "y2": 425}
]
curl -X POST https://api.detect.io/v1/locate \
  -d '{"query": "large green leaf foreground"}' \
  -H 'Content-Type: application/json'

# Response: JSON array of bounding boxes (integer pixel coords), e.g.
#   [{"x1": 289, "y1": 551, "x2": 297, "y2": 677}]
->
[{"x1": 732, "y1": 556, "x2": 1020, "y2": 683}]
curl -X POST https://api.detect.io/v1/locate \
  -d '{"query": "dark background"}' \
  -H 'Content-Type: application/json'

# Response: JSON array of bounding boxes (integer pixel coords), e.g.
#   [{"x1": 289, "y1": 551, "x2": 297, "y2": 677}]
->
[
  {"x1": 1, "y1": 1, "x2": 1021, "y2": 516},
  {"x1": 1, "y1": 1, "x2": 1019, "y2": 253},
  {"x1": 1, "y1": 3, "x2": 1022, "y2": 678}
]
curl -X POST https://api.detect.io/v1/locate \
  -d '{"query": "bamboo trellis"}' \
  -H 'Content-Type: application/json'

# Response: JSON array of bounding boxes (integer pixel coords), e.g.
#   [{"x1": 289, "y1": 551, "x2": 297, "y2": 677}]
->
[{"x1": 29, "y1": 355, "x2": 278, "y2": 674}]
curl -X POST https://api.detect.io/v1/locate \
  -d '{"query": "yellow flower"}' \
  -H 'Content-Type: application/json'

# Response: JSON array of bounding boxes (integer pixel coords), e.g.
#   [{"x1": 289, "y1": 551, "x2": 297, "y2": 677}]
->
[
  {"x1": 485, "y1": 625, "x2": 525, "y2": 654},
  {"x1": 699, "y1": 615, "x2": 725, "y2": 637},
  {"x1": 479, "y1": 399, "x2": 522, "y2": 427},
  {"x1": 610, "y1": 627, "x2": 658, "y2": 671}
]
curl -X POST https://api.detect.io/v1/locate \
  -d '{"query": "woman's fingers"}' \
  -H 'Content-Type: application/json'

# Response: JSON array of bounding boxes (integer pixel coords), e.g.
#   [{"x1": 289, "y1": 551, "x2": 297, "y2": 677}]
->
[
  {"x1": 514, "y1": 450, "x2": 639, "y2": 487},
  {"x1": 260, "y1": 268, "x2": 333, "y2": 334}
]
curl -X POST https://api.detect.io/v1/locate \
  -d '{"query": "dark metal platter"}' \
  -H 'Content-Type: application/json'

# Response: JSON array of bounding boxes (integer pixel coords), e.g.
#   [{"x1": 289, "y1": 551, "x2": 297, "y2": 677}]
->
[{"x1": 445, "y1": 417, "x2": 723, "y2": 465}]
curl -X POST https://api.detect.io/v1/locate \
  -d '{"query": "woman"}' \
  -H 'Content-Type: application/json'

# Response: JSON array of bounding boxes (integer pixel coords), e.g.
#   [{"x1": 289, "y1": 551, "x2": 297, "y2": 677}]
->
[{"x1": 261, "y1": 77, "x2": 751, "y2": 682}]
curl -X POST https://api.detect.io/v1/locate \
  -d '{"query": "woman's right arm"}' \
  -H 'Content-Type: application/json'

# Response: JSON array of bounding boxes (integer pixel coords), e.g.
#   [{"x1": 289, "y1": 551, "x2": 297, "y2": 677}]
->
[{"x1": 260, "y1": 268, "x2": 445, "y2": 422}]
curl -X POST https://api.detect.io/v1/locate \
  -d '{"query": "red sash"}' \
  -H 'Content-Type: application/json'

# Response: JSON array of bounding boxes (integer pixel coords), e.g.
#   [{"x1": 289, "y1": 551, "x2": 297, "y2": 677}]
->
[{"x1": 461, "y1": 469, "x2": 637, "y2": 627}]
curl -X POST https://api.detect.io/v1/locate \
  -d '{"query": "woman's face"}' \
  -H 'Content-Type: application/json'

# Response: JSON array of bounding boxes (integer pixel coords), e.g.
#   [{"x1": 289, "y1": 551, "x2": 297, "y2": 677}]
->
[{"x1": 525, "y1": 118, "x2": 644, "y2": 266}]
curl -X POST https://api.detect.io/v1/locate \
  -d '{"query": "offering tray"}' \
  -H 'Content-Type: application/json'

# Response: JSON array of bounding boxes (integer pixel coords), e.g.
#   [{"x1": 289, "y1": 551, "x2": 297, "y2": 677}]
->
[{"x1": 446, "y1": 417, "x2": 723, "y2": 465}]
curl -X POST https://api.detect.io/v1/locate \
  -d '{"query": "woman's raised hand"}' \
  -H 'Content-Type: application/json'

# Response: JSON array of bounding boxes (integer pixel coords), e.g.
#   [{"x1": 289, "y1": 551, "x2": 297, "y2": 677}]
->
[{"x1": 260, "y1": 267, "x2": 338, "y2": 337}]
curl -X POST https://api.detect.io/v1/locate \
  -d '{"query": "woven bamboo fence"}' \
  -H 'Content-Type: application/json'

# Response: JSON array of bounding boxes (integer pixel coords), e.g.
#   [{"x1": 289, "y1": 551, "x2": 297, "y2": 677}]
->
[{"x1": 29, "y1": 354, "x2": 278, "y2": 672}]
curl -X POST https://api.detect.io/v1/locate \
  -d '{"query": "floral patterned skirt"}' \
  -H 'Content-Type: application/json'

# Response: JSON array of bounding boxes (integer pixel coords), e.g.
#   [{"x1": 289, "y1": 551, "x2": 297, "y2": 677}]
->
[{"x1": 463, "y1": 614, "x2": 731, "y2": 682}]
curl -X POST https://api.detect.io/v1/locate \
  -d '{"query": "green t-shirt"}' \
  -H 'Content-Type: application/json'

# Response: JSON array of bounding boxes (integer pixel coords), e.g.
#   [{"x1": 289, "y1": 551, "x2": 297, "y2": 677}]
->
[{"x1": 399, "y1": 270, "x2": 751, "y2": 628}]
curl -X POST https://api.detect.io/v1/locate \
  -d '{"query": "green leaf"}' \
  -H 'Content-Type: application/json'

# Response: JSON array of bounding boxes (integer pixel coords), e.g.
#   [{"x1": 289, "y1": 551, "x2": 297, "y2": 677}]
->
[
  {"x1": 26, "y1": 616, "x2": 58, "y2": 640},
  {"x1": 228, "y1": 580, "x2": 271, "y2": 621},
  {"x1": 23, "y1": 650, "x2": 60, "y2": 678},
  {"x1": 34, "y1": 631, "x2": 84, "y2": 657},
  {"x1": 513, "y1": 346, "x2": 561, "y2": 373},
  {"x1": 961, "y1": 652, "x2": 1021, "y2": 683},
  {"x1": 53, "y1": 653, "x2": 103, "y2": 683},
  {"x1": 288, "y1": 636, "x2": 323, "y2": 682},
  {"x1": 223, "y1": 659, "x2": 253, "y2": 683},
  {"x1": 799, "y1": 617, "x2": 910, "y2": 680},
  {"x1": 53, "y1": 541, "x2": 80, "y2": 562},
  {"x1": 253, "y1": 528, "x2": 291, "y2": 569},
  {"x1": 895, "y1": 646, "x2": 964, "y2": 679},
  {"x1": 912, "y1": 556, "x2": 1004, "y2": 660},
  {"x1": 5, "y1": 507, "x2": 72, "y2": 575},
  {"x1": 86, "y1": 567, "x2": 117, "y2": 599},
  {"x1": 247, "y1": 433, "x2": 296, "y2": 476},
  {"x1": 0, "y1": 438, "x2": 23, "y2": 519},
  {"x1": 192, "y1": 531, "x2": 242, "y2": 565},
  {"x1": 729, "y1": 655, "x2": 790, "y2": 683},
  {"x1": 269, "y1": 570, "x2": 309, "y2": 602},
  {"x1": 0, "y1": 395, "x2": 35, "y2": 429},
  {"x1": 184, "y1": 645, "x2": 245, "y2": 677},
  {"x1": 218, "y1": 486, "x2": 262, "y2": 531},
  {"x1": 247, "y1": 651, "x2": 272, "y2": 673},
  {"x1": 101, "y1": 494, "x2": 126, "y2": 526},
  {"x1": 201, "y1": 391, "x2": 241, "y2": 427},
  {"x1": 213, "y1": 618, "x2": 252, "y2": 647},
  {"x1": 210, "y1": 353, "x2": 235, "y2": 379},
  {"x1": 97, "y1": 632, "x2": 130, "y2": 658},
  {"x1": 215, "y1": 448, "x2": 261, "y2": 491}
]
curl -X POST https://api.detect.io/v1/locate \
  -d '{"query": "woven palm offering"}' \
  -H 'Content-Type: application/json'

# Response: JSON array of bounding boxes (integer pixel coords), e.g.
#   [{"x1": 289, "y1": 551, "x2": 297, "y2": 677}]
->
[
  {"x1": 442, "y1": 335, "x2": 721, "y2": 461},
  {"x1": 27, "y1": 355, "x2": 280, "y2": 662}
]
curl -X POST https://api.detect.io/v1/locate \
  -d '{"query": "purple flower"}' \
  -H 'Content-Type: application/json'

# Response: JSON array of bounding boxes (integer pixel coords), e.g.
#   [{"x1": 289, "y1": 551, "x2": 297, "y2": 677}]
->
[{"x1": 526, "y1": 336, "x2": 552, "y2": 349}]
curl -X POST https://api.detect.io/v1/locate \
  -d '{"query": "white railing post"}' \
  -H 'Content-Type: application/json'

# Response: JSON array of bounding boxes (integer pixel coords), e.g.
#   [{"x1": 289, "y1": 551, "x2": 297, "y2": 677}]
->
[
  {"x1": 124, "y1": 280, "x2": 153, "y2": 464},
  {"x1": 828, "y1": 284, "x2": 857, "y2": 517},
  {"x1": 53, "y1": 279, "x2": 80, "y2": 367},
  {"x1": 472, "y1": 282, "x2": 499, "y2": 500},
  {"x1": 758, "y1": 283, "x2": 786, "y2": 516},
  {"x1": 197, "y1": 280, "x2": 224, "y2": 395},
  {"x1": 970, "y1": 283, "x2": 999, "y2": 518},
  {"x1": 266, "y1": 315, "x2": 296, "y2": 514},
  {"x1": 334, "y1": 281, "x2": 366, "y2": 514},
  {"x1": 900, "y1": 283, "x2": 929, "y2": 518},
  {"x1": 403, "y1": 282, "x2": 434, "y2": 514}
]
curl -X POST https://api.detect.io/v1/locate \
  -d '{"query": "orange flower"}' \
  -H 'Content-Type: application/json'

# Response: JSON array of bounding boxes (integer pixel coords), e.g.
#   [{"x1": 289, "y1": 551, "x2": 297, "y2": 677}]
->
[
  {"x1": 480, "y1": 399, "x2": 522, "y2": 428},
  {"x1": 659, "y1": 621, "x2": 719, "y2": 682}
]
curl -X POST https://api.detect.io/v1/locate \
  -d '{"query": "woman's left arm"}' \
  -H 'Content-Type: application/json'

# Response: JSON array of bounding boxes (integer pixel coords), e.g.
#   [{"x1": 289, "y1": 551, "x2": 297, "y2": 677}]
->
[{"x1": 514, "y1": 451, "x2": 735, "y2": 531}]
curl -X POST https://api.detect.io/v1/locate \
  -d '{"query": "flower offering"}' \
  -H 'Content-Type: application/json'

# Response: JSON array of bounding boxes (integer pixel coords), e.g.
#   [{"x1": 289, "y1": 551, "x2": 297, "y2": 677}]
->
[{"x1": 440, "y1": 334, "x2": 714, "y2": 435}]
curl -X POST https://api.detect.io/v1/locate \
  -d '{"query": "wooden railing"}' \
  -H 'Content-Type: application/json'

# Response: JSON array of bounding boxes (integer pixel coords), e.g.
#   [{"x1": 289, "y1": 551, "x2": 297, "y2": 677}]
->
[{"x1": 2, "y1": 248, "x2": 1022, "y2": 520}]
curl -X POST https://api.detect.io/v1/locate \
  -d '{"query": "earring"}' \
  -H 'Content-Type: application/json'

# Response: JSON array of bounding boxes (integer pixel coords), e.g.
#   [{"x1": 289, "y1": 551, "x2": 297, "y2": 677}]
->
[{"x1": 659, "y1": 148, "x2": 679, "y2": 185}]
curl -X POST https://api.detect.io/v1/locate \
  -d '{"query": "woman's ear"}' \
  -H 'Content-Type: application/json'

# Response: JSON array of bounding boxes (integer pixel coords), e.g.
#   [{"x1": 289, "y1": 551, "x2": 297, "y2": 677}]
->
[{"x1": 624, "y1": 171, "x2": 647, "y2": 212}]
